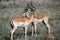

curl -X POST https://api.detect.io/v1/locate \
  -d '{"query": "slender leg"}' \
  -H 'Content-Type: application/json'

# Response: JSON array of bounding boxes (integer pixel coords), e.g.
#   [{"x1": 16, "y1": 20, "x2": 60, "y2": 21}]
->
[
  {"x1": 45, "y1": 23, "x2": 55, "y2": 39},
  {"x1": 11, "y1": 26, "x2": 17, "y2": 40},
  {"x1": 44, "y1": 18, "x2": 54, "y2": 40},
  {"x1": 43, "y1": 17, "x2": 50, "y2": 34},
  {"x1": 31, "y1": 22, "x2": 34, "y2": 36},
  {"x1": 45, "y1": 23, "x2": 55, "y2": 40},
  {"x1": 45, "y1": 22, "x2": 50, "y2": 35},
  {"x1": 25, "y1": 26, "x2": 27, "y2": 38},
  {"x1": 44, "y1": 18, "x2": 50, "y2": 35},
  {"x1": 34, "y1": 23, "x2": 37, "y2": 36},
  {"x1": 32, "y1": 26, "x2": 34, "y2": 36}
]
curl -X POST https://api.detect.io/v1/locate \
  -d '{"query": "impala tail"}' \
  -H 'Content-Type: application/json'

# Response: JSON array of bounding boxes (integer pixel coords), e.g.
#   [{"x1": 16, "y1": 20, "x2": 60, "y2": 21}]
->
[{"x1": 10, "y1": 21, "x2": 14, "y2": 29}]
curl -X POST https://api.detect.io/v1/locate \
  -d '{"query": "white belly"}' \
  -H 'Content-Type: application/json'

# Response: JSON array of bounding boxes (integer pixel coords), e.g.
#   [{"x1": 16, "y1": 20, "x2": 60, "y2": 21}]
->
[
  {"x1": 14, "y1": 22, "x2": 25, "y2": 27},
  {"x1": 34, "y1": 18, "x2": 43, "y2": 22}
]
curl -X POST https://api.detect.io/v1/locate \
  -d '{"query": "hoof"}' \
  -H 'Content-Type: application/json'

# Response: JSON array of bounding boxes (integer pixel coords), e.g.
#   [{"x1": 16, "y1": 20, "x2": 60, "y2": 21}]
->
[{"x1": 45, "y1": 35, "x2": 55, "y2": 40}]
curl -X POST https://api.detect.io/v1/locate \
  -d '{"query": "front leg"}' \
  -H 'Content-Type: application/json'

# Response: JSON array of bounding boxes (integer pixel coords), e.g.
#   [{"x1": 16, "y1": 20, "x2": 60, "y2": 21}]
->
[
  {"x1": 34, "y1": 22, "x2": 37, "y2": 36},
  {"x1": 31, "y1": 22, "x2": 34, "y2": 36},
  {"x1": 25, "y1": 26, "x2": 28, "y2": 38},
  {"x1": 32, "y1": 26, "x2": 34, "y2": 36}
]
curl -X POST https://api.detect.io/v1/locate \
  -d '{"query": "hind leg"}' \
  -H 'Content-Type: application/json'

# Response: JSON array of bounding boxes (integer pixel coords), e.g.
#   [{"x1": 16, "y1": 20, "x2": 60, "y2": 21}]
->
[
  {"x1": 11, "y1": 26, "x2": 17, "y2": 40},
  {"x1": 44, "y1": 21, "x2": 50, "y2": 34},
  {"x1": 43, "y1": 17, "x2": 50, "y2": 35},
  {"x1": 43, "y1": 18, "x2": 55, "y2": 40}
]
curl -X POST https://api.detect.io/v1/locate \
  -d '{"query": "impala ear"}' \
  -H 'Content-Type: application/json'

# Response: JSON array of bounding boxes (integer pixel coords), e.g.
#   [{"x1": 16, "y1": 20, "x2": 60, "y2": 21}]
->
[
  {"x1": 24, "y1": 3, "x2": 29, "y2": 12},
  {"x1": 24, "y1": 8, "x2": 28, "y2": 12},
  {"x1": 31, "y1": 8, "x2": 36, "y2": 12}
]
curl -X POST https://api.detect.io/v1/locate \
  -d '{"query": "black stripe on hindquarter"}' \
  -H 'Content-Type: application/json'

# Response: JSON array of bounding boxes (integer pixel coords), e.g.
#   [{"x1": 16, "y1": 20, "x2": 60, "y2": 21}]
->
[
  {"x1": 10, "y1": 21, "x2": 14, "y2": 29},
  {"x1": 31, "y1": 22, "x2": 34, "y2": 27},
  {"x1": 42, "y1": 20, "x2": 46, "y2": 25}
]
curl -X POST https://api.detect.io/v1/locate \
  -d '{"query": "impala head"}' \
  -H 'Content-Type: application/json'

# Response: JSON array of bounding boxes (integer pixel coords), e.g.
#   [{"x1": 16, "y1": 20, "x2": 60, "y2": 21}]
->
[
  {"x1": 21, "y1": 11, "x2": 29, "y2": 18},
  {"x1": 20, "y1": 4, "x2": 29, "y2": 17}
]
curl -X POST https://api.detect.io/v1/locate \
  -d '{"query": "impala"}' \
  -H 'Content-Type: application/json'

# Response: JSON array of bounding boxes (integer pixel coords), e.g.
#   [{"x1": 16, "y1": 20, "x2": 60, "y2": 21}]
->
[
  {"x1": 31, "y1": 12, "x2": 54, "y2": 39},
  {"x1": 32, "y1": 13, "x2": 49, "y2": 35},
  {"x1": 21, "y1": 12, "x2": 50, "y2": 36},
  {"x1": 10, "y1": 13, "x2": 34, "y2": 40}
]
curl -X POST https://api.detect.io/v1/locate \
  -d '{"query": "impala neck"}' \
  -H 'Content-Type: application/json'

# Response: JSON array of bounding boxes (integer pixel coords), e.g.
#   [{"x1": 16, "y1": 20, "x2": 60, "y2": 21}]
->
[
  {"x1": 31, "y1": 12, "x2": 36, "y2": 18},
  {"x1": 30, "y1": 14, "x2": 34, "y2": 22},
  {"x1": 23, "y1": 12, "x2": 29, "y2": 18}
]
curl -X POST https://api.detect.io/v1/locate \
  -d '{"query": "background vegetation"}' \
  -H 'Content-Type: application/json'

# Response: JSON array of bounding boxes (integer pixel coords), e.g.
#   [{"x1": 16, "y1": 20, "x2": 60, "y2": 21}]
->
[{"x1": 0, "y1": 0, "x2": 60, "y2": 40}]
